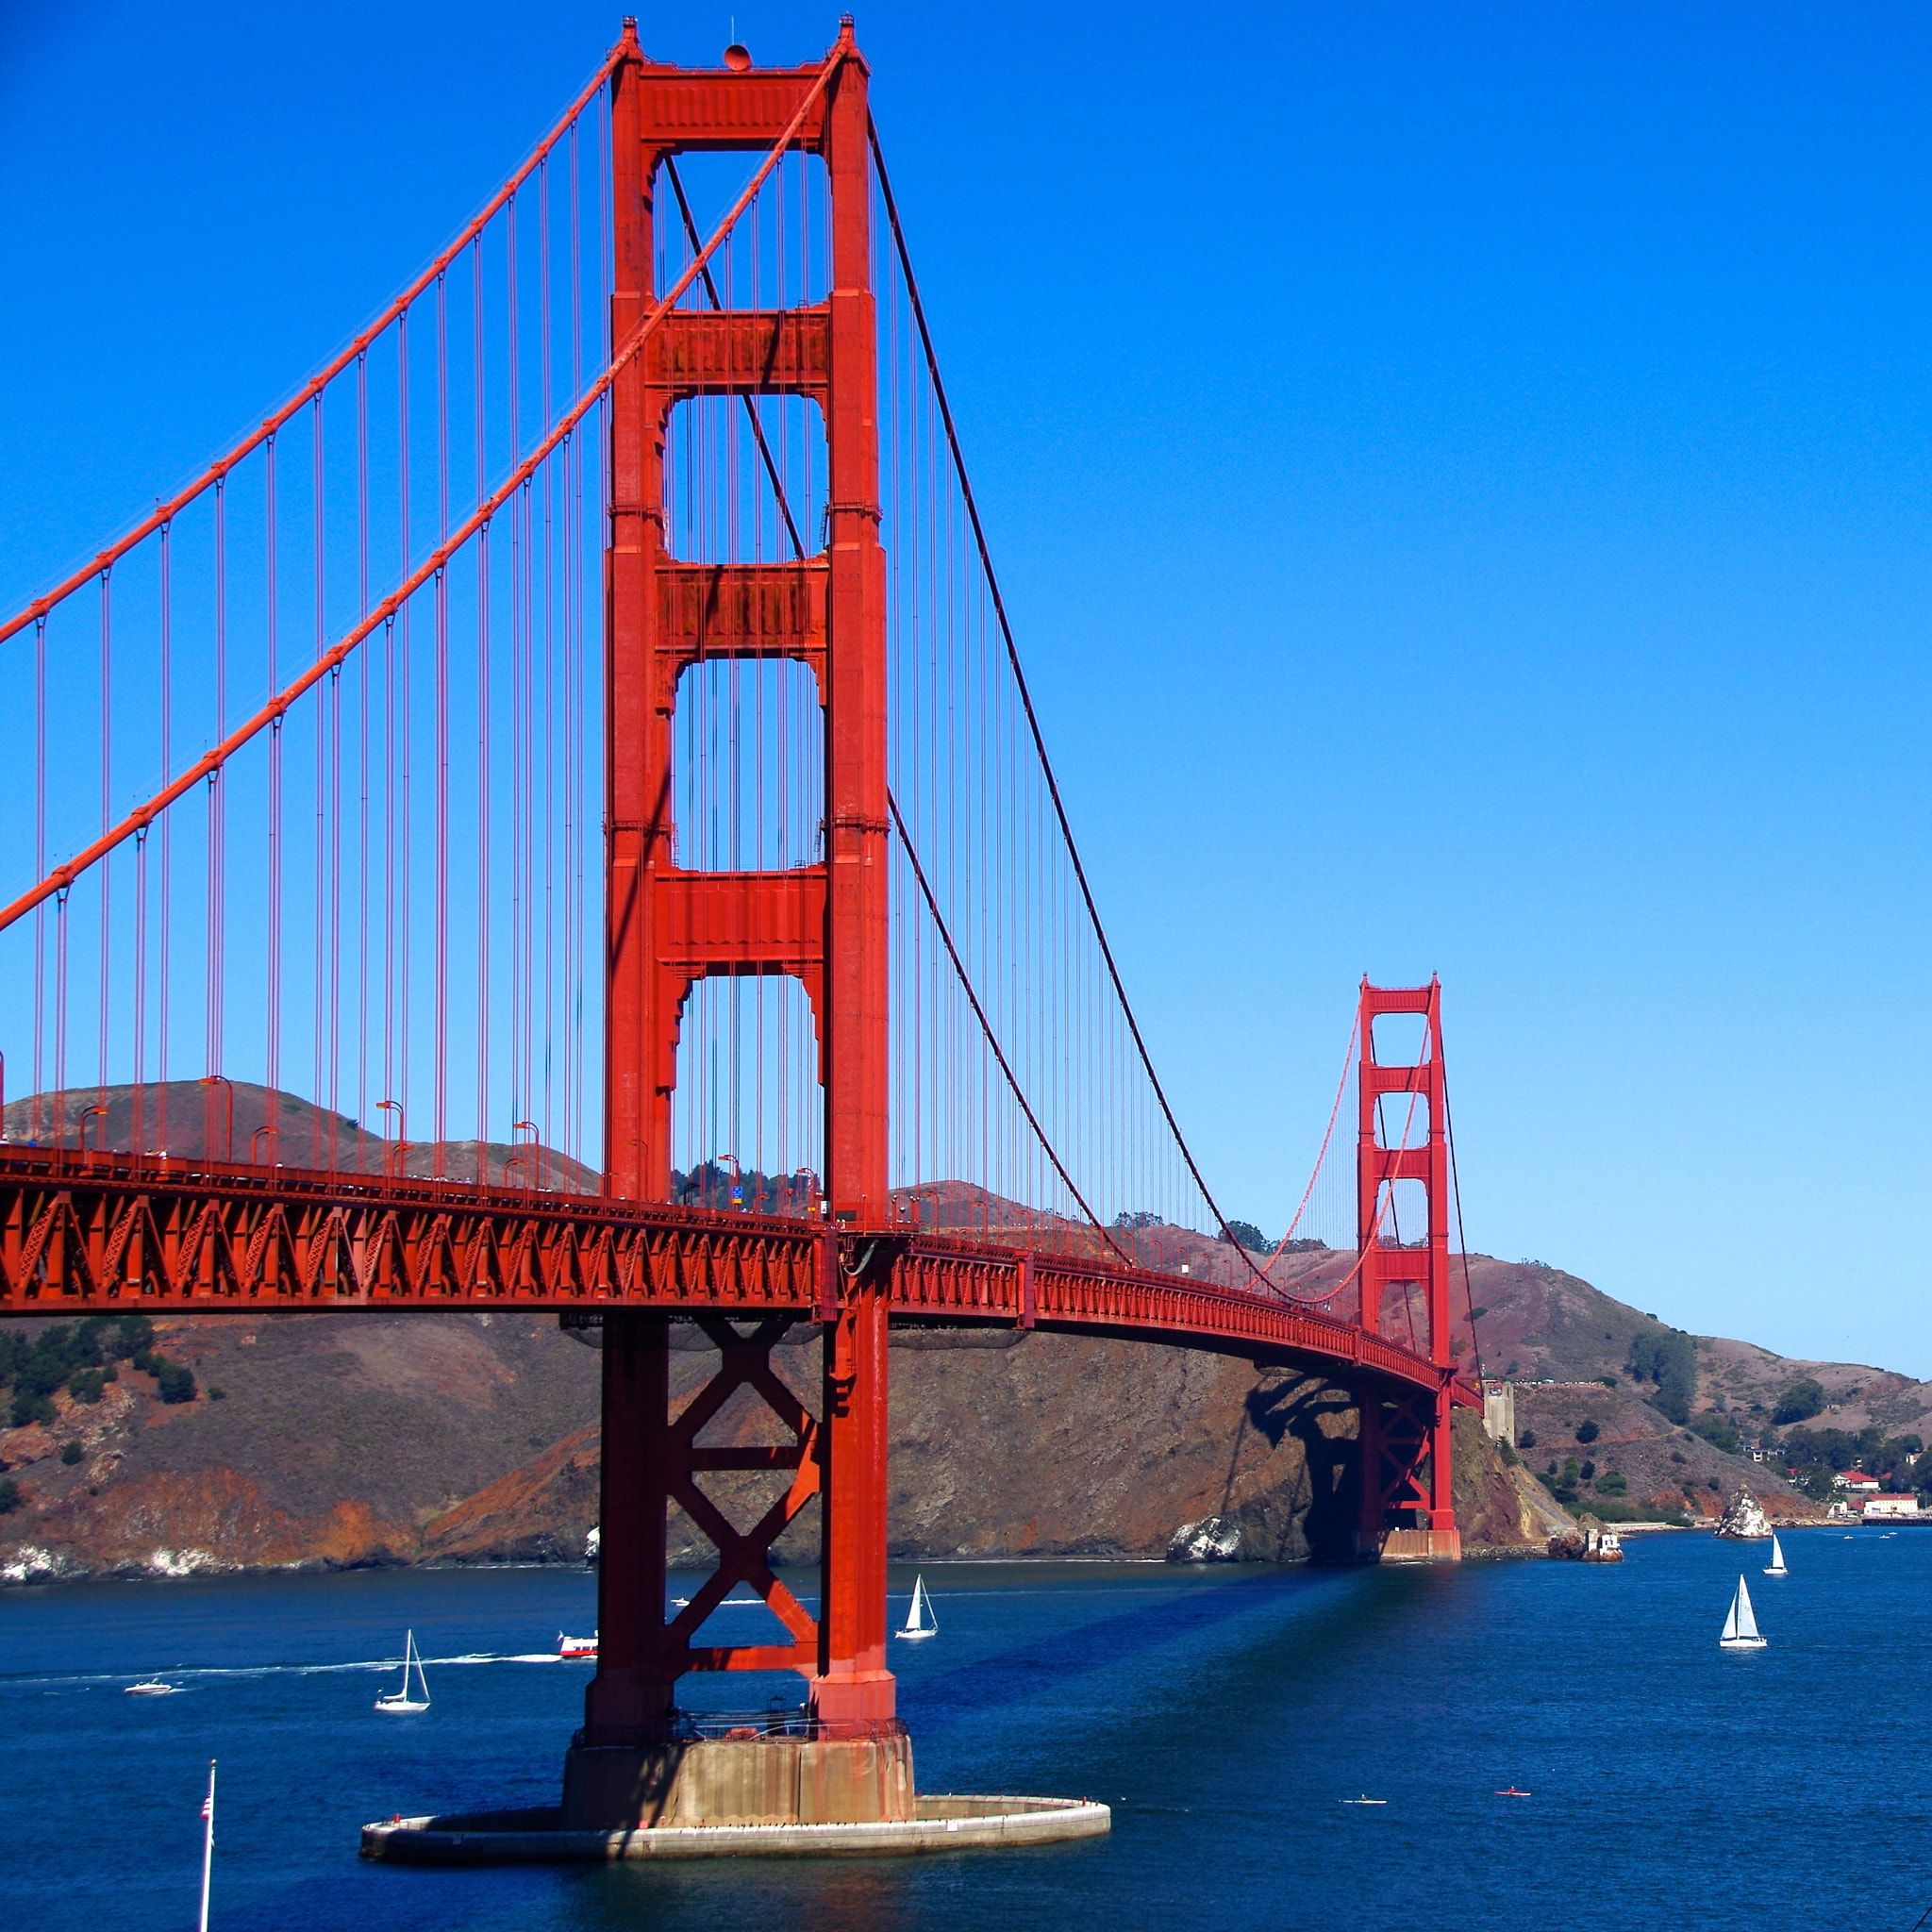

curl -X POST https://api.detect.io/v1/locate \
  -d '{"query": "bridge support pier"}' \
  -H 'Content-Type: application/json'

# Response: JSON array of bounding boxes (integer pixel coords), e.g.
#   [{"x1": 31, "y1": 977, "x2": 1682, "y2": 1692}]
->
[
  {"x1": 564, "y1": 1298, "x2": 910, "y2": 1831},
  {"x1": 1354, "y1": 1383, "x2": 1462, "y2": 1564}
]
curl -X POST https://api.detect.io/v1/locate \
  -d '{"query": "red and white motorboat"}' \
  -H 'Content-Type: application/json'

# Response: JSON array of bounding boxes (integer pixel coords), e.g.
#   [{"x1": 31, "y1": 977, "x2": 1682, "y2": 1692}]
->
[{"x1": 558, "y1": 1631, "x2": 597, "y2": 1659}]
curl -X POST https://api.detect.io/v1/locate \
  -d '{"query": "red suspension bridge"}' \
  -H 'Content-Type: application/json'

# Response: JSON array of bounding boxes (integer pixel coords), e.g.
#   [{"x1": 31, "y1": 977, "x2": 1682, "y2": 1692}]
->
[{"x1": 0, "y1": 21, "x2": 1475, "y2": 1839}]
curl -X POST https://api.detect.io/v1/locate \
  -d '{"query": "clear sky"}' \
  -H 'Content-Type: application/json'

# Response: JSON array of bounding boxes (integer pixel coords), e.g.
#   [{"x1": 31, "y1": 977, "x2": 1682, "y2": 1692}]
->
[{"x1": 4, "y1": 2, "x2": 1929, "y2": 1373}]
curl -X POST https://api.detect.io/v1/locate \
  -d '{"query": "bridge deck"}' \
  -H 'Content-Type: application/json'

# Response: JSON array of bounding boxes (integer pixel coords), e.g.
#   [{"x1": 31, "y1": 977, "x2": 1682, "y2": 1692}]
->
[{"x1": 0, "y1": 1147, "x2": 1470, "y2": 1401}]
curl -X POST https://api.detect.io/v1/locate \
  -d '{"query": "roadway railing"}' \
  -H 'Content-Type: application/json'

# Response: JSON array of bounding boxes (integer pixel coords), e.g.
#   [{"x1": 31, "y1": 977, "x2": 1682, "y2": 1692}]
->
[{"x1": 0, "y1": 1144, "x2": 1470, "y2": 1402}]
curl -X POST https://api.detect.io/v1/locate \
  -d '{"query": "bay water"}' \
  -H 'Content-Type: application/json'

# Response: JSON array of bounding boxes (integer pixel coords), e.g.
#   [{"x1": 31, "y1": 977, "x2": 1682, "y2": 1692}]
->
[{"x1": 6, "y1": 1529, "x2": 1926, "y2": 1930}]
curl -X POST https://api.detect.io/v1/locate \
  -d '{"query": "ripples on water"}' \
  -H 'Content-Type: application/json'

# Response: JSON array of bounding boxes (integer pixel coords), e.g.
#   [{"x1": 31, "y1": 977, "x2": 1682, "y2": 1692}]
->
[{"x1": 6, "y1": 1531, "x2": 1928, "y2": 1931}]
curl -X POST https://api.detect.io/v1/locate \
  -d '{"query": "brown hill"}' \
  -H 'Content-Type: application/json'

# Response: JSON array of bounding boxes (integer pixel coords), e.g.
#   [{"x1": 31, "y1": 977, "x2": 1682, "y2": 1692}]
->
[
  {"x1": 0, "y1": 1306, "x2": 1547, "y2": 1584},
  {"x1": 5, "y1": 1086, "x2": 1892, "y2": 1586},
  {"x1": 3, "y1": 1080, "x2": 599, "y2": 1191}
]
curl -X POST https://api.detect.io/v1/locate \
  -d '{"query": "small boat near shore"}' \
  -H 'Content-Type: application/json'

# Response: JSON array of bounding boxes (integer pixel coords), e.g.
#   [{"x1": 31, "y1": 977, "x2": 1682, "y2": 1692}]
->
[
  {"x1": 1764, "y1": 1533, "x2": 1789, "y2": 1576},
  {"x1": 125, "y1": 1679, "x2": 179, "y2": 1696}
]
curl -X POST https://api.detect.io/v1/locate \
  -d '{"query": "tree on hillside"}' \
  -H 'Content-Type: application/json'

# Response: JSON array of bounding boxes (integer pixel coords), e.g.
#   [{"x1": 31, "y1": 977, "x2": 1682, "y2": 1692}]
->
[
  {"x1": 1773, "y1": 1378, "x2": 1825, "y2": 1425},
  {"x1": 1219, "y1": 1220, "x2": 1276, "y2": 1254},
  {"x1": 1691, "y1": 1411, "x2": 1743, "y2": 1456},
  {"x1": 1626, "y1": 1326, "x2": 1696, "y2": 1424}
]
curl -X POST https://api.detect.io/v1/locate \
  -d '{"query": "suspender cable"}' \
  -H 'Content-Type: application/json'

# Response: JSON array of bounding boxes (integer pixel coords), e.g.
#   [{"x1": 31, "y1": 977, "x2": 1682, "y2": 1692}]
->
[{"x1": 870, "y1": 118, "x2": 1264, "y2": 1284}]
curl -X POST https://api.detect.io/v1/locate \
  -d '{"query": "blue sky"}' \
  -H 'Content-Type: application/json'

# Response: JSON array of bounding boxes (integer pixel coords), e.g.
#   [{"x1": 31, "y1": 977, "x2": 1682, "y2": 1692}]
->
[{"x1": 4, "y1": 3, "x2": 1930, "y2": 1373}]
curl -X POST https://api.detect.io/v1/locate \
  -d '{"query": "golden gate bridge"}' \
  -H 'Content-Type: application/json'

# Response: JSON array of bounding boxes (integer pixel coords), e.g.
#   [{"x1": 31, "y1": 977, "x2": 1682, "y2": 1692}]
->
[{"x1": 0, "y1": 18, "x2": 1475, "y2": 1853}]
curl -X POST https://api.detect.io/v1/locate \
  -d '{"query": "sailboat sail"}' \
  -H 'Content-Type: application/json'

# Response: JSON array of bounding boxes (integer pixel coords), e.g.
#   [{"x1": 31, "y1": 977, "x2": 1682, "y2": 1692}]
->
[
  {"x1": 375, "y1": 1630, "x2": 431, "y2": 1710},
  {"x1": 895, "y1": 1574, "x2": 937, "y2": 1640},
  {"x1": 1720, "y1": 1574, "x2": 1765, "y2": 1647},
  {"x1": 1765, "y1": 1533, "x2": 1788, "y2": 1575}
]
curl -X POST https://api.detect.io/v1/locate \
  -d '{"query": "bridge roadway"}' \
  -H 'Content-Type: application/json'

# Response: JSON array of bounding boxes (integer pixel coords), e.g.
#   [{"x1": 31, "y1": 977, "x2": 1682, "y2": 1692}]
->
[{"x1": 0, "y1": 1144, "x2": 1472, "y2": 1404}]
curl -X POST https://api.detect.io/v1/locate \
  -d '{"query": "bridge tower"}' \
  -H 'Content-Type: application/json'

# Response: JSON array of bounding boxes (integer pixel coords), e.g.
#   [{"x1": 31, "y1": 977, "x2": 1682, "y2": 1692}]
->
[
  {"x1": 572, "y1": 19, "x2": 906, "y2": 1826},
  {"x1": 1354, "y1": 978, "x2": 1461, "y2": 1562}
]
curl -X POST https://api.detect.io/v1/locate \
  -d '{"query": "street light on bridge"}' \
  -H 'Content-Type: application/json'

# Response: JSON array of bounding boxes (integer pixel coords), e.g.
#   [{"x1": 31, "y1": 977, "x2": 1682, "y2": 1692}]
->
[
  {"x1": 197, "y1": 1074, "x2": 233, "y2": 1162},
  {"x1": 375, "y1": 1099, "x2": 407, "y2": 1179}
]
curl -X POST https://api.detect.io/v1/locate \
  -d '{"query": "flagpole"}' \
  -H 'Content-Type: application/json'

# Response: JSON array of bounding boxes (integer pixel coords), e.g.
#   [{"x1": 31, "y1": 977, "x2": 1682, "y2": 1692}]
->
[{"x1": 198, "y1": 1759, "x2": 216, "y2": 1932}]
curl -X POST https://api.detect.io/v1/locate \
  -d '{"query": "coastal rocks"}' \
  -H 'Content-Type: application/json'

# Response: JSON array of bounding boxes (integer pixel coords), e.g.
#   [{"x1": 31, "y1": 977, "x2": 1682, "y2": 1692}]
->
[
  {"x1": 1549, "y1": 1514, "x2": 1623, "y2": 1562},
  {"x1": 1167, "y1": 1516, "x2": 1242, "y2": 1562},
  {"x1": 1715, "y1": 1491, "x2": 1773, "y2": 1540},
  {"x1": 0, "y1": 1543, "x2": 75, "y2": 1584}
]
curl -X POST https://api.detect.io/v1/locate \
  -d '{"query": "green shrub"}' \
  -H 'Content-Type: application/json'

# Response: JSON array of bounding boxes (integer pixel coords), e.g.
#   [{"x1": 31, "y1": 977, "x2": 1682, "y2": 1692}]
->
[
  {"x1": 59, "y1": 1441, "x2": 82, "y2": 1465},
  {"x1": 0, "y1": 1477, "x2": 20, "y2": 1513},
  {"x1": 1575, "y1": 1420, "x2": 1601, "y2": 1443},
  {"x1": 67, "y1": 1369, "x2": 106, "y2": 1405},
  {"x1": 112, "y1": 1313, "x2": 154, "y2": 1357},
  {"x1": 1596, "y1": 1471, "x2": 1628, "y2": 1495},
  {"x1": 1518, "y1": 1430, "x2": 1537, "y2": 1449},
  {"x1": 208, "y1": 1386, "x2": 226, "y2": 1401},
  {"x1": 155, "y1": 1362, "x2": 197, "y2": 1405},
  {"x1": 1587, "y1": 1496, "x2": 1681, "y2": 1524},
  {"x1": 1690, "y1": 1411, "x2": 1742, "y2": 1455},
  {"x1": 9, "y1": 1390, "x2": 54, "y2": 1429},
  {"x1": 1671, "y1": 1450, "x2": 1687, "y2": 1464}
]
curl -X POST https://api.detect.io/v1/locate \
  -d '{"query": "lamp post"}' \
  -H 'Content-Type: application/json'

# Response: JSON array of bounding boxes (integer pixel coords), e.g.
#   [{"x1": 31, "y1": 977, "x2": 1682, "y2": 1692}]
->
[
  {"x1": 197, "y1": 1075, "x2": 233, "y2": 1162},
  {"x1": 715, "y1": 1152, "x2": 742, "y2": 1209},
  {"x1": 77, "y1": 1103, "x2": 108, "y2": 1157},
  {"x1": 376, "y1": 1099, "x2": 407, "y2": 1179},
  {"x1": 250, "y1": 1124, "x2": 279, "y2": 1167},
  {"x1": 511, "y1": 1120, "x2": 540, "y2": 1193}
]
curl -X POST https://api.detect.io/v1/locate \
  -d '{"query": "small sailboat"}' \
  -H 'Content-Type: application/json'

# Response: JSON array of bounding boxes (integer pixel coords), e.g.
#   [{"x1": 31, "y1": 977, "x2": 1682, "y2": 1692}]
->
[
  {"x1": 894, "y1": 1574, "x2": 938, "y2": 1641},
  {"x1": 1763, "y1": 1533, "x2": 1789, "y2": 1576},
  {"x1": 1719, "y1": 1574, "x2": 1766, "y2": 1649},
  {"x1": 197, "y1": 1760, "x2": 215, "y2": 1932},
  {"x1": 125, "y1": 1679, "x2": 179, "y2": 1696},
  {"x1": 374, "y1": 1630, "x2": 430, "y2": 1711}
]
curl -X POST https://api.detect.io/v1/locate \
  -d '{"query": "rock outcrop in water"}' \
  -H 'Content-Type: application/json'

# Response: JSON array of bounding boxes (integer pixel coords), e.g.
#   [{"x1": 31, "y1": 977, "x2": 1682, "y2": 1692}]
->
[
  {"x1": 1714, "y1": 1491, "x2": 1774, "y2": 1539},
  {"x1": 1167, "y1": 1515, "x2": 1243, "y2": 1561}
]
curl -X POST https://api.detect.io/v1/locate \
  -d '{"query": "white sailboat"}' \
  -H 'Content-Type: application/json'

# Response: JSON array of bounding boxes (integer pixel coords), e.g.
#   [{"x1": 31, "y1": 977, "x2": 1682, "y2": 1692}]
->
[
  {"x1": 197, "y1": 1759, "x2": 215, "y2": 1932},
  {"x1": 374, "y1": 1630, "x2": 431, "y2": 1711},
  {"x1": 1719, "y1": 1574, "x2": 1767, "y2": 1649},
  {"x1": 894, "y1": 1574, "x2": 938, "y2": 1641},
  {"x1": 1763, "y1": 1533, "x2": 1789, "y2": 1576}
]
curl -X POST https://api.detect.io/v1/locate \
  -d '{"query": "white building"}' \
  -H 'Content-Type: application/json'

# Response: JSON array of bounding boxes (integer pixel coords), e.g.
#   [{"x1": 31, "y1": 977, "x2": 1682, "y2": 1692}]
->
[{"x1": 1863, "y1": 1494, "x2": 1920, "y2": 1520}]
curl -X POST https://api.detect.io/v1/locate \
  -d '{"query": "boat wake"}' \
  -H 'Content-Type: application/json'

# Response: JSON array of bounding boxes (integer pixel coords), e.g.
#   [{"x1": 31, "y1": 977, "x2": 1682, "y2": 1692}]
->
[{"x1": 7, "y1": 1651, "x2": 581, "y2": 1692}]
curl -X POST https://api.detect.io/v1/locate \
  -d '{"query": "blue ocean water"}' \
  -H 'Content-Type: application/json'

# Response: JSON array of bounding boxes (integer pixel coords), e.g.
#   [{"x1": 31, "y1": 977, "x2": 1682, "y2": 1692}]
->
[{"x1": 5, "y1": 1531, "x2": 1928, "y2": 1931}]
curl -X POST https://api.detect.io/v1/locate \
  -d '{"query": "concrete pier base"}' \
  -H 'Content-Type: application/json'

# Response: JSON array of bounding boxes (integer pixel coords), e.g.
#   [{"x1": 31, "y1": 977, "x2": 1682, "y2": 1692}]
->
[
  {"x1": 561, "y1": 1731, "x2": 916, "y2": 1830},
  {"x1": 1359, "y1": 1526, "x2": 1463, "y2": 1562},
  {"x1": 359, "y1": 1794, "x2": 1110, "y2": 1862}
]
